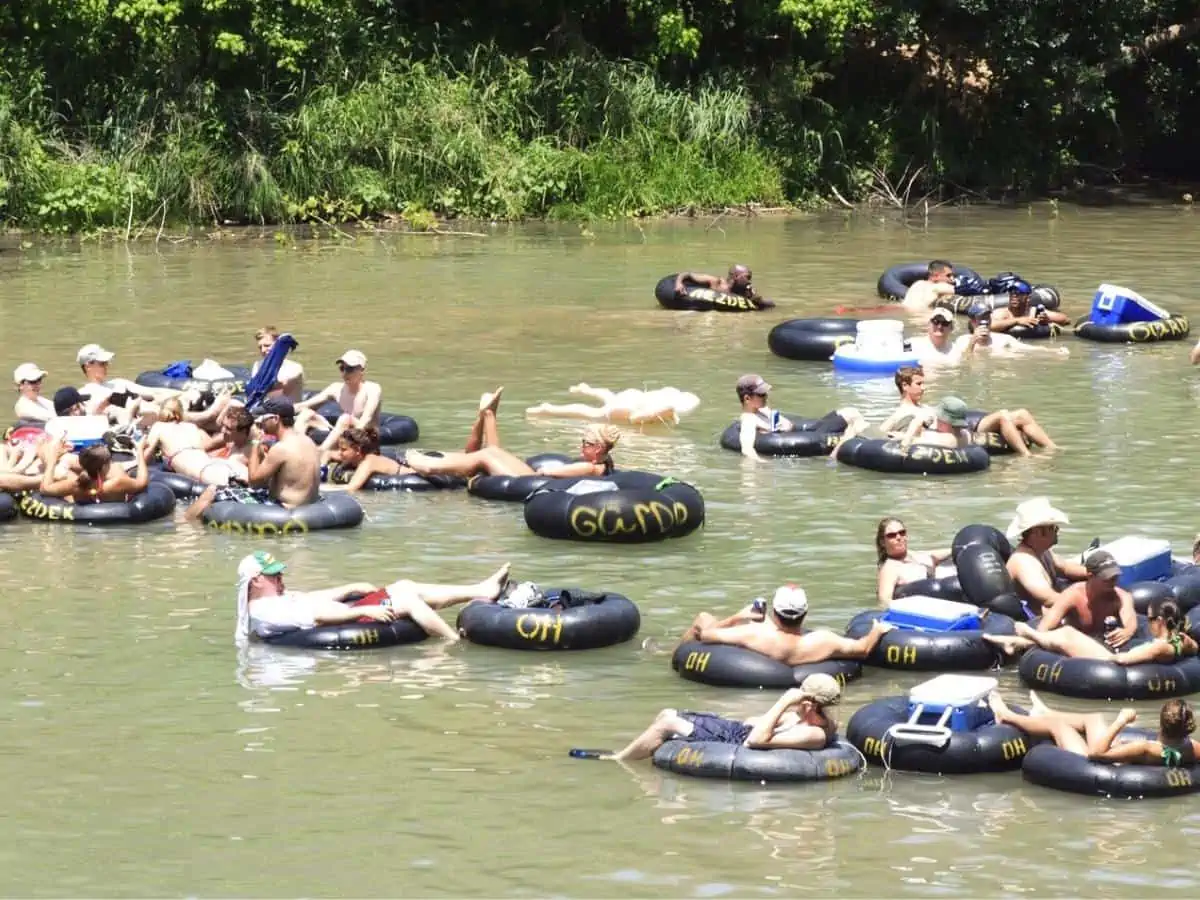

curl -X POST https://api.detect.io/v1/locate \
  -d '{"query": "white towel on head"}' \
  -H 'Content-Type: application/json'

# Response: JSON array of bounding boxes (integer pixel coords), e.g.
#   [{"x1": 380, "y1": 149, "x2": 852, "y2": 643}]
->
[{"x1": 235, "y1": 574, "x2": 253, "y2": 646}]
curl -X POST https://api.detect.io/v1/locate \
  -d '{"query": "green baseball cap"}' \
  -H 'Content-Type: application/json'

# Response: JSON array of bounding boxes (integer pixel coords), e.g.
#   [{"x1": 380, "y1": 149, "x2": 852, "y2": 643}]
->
[
  {"x1": 238, "y1": 551, "x2": 286, "y2": 579},
  {"x1": 936, "y1": 396, "x2": 970, "y2": 427}
]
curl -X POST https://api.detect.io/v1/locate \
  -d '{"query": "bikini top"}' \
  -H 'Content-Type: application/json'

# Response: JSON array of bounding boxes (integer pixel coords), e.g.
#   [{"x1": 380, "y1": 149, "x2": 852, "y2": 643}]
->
[{"x1": 1161, "y1": 739, "x2": 1196, "y2": 768}]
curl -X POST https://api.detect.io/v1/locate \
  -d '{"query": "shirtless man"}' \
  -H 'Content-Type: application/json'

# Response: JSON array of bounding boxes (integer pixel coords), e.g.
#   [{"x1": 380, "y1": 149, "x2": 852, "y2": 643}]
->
[
  {"x1": 294, "y1": 350, "x2": 382, "y2": 450},
  {"x1": 955, "y1": 310, "x2": 1070, "y2": 359},
  {"x1": 236, "y1": 550, "x2": 513, "y2": 644},
  {"x1": 1036, "y1": 551, "x2": 1136, "y2": 645},
  {"x1": 988, "y1": 285, "x2": 1070, "y2": 333},
  {"x1": 901, "y1": 260, "x2": 956, "y2": 311},
  {"x1": 251, "y1": 326, "x2": 305, "y2": 401},
  {"x1": 186, "y1": 397, "x2": 320, "y2": 518},
  {"x1": 732, "y1": 373, "x2": 866, "y2": 461},
  {"x1": 678, "y1": 585, "x2": 894, "y2": 667},
  {"x1": 1004, "y1": 498, "x2": 1088, "y2": 614},
  {"x1": 142, "y1": 398, "x2": 248, "y2": 486},
  {"x1": 208, "y1": 406, "x2": 255, "y2": 471},
  {"x1": 878, "y1": 366, "x2": 934, "y2": 437},
  {"x1": 673, "y1": 264, "x2": 775, "y2": 309},
  {"x1": 13, "y1": 363, "x2": 54, "y2": 422},
  {"x1": 526, "y1": 384, "x2": 700, "y2": 426},
  {"x1": 76, "y1": 343, "x2": 177, "y2": 424}
]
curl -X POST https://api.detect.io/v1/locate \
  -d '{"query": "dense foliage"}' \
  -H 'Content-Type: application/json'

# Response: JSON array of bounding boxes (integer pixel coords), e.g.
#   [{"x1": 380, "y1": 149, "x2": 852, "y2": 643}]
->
[{"x1": 1, "y1": 0, "x2": 1197, "y2": 229}]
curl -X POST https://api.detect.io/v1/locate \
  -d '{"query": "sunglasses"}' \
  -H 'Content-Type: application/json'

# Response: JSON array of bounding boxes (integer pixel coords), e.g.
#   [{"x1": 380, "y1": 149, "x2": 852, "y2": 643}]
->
[
  {"x1": 20, "y1": 378, "x2": 44, "y2": 385},
  {"x1": 338, "y1": 364, "x2": 363, "y2": 373},
  {"x1": 885, "y1": 529, "x2": 907, "y2": 539},
  {"x1": 581, "y1": 439, "x2": 603, "y2": 448},
  {"x1": 930, "y1": 320, "x2": 952, "y2": 329}
]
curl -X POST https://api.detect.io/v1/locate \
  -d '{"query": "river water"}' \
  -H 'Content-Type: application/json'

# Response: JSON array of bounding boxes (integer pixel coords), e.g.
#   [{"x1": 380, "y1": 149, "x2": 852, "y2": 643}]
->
[{"x1": 3, "y1": 206, "x2": 1200, "y2": 897}]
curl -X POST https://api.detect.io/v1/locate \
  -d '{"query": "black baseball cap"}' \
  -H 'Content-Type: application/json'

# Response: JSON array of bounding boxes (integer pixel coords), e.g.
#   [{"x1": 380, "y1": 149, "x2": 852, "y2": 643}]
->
[
  {"x1": 54, "y1": 386, "x2": 86, "y2": 415},
  {"x1": 1085, "y1": 550, "x2": 1122, "y2": 581},
  {"x1": 250, "y1": 396, "x2": 295, "y2": 419}
]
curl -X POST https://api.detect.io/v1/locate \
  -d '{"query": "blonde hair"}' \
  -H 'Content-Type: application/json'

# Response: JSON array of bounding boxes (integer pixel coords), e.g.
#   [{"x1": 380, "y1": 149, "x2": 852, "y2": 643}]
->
[
  {"x1": 159, "y1": 397, "x2": 184, "y2": 423},
  {"x1": 255, "y1": 326, "x2": 279, "y2": 341},
  {"x1": 583, "y1": 424, "x2": 621, "y2": 448}
]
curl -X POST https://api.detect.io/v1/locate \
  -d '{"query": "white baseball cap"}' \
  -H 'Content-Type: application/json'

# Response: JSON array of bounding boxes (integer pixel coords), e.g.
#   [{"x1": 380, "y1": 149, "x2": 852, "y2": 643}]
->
[
  {"x1": 772, "y1": 584, "x2": 809, "y2": 619},
  {"x1": 77, "y1": 343, "x2": 115, "y2": 365},
  {"x1": 337, "y1": 350, "x2": 367, "y2": 368},
  {"x1": 13, "y1": 363, "x2": 46, "y2": 383}
]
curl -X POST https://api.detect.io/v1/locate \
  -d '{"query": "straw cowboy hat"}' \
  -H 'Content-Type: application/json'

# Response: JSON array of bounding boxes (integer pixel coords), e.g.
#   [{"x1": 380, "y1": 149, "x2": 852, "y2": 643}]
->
[{"x1": 1006, "y1": 497, "x2": 1070, "y2": 541}]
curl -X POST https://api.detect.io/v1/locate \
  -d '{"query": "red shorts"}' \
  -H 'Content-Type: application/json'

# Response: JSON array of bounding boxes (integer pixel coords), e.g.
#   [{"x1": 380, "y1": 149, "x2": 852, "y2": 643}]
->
[{"x1": 352, "y1": 589, "x2": 390, "y2": 623}]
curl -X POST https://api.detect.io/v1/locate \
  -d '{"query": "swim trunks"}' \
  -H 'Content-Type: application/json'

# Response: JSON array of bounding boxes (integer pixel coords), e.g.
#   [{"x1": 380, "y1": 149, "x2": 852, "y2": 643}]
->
[
  {"x1": 213, "y1": 486, "x2": 279, "y2": 506},
  {"x1": 679, "y1": 712, "x2": 752, "y2": 745}
]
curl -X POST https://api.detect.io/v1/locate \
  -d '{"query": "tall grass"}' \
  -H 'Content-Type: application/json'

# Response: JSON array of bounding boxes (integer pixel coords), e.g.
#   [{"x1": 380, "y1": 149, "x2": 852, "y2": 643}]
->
[{"x1": 0, "y1": 50, "x2": 787, "y2": 231}]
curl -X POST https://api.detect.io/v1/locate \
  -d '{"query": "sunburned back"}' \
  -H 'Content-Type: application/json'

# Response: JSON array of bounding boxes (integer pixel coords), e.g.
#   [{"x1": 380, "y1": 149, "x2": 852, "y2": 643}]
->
[
  {"x1": 269, "y1": 431, "x2": 321, "y2": 507},
  {"x1": 157, "y1": 421, "x2": 209, "y2": 455}
]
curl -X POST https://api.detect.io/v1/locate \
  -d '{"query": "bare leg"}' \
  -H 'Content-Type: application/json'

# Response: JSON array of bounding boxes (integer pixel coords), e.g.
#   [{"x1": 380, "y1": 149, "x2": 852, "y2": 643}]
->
[
  {"x1": 611, "y1": 709, "x2": 695, "y2": 762},
  {"x1": 0, "y1": 472, "x2": 42, "y2": 491},
  {"x1": 386, "y1": 563, "x2": 511, "y2": 609},
  {"x1": 1014, "y1": 621, "x2": 1112, "y2": 660},
  {"x1": 1010, "y1": 408, "x2": 1058, "y2": 450},
  {"x1": 628, "y1": 400, "x2": 678, "y2": 425},
  {"x1": 406, "y1": 446, "x2": 533, "y2": 478},
  {"x1": 480, "y1": 408, "x2": 501, "y2": 449},
  {"x1": 296, "y1": 409, "x2": 333, "y2": 437},
  {"x1": 185, "y1": 484, "x2": 217, "y2": 521},
  {"x1": 988, "y1": 691, "x2": 1093, "y2": 755},
  {"x1": 837, "y1": 407, "x2": 868, "y2": 441},
  {"x1": 385, "y1": 585, "x2": 461, "y2": 641},
  {"x1": 981, "y1": 633, "x2": 1034, "y2": 656},
  {"x1": 976, "y1": 410, "x2": 1032, "y2": 457}
]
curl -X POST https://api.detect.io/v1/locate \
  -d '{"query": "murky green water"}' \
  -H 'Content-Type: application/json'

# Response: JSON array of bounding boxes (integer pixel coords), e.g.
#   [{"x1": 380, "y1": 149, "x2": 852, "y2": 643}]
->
[{"x1": 3, "y1": 206, "x2": 1200, "y2": 897}]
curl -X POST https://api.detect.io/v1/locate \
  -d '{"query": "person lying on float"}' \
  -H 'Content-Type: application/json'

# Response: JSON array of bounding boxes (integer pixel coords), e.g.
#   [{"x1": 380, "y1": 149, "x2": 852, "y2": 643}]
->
[
  {"x1": 896, "y1": 397, "x2": 974, "y2": 451},
  {"x1": 236, "y1": 551, "x2": 512, "y2": 644},
  {"x1": 321, "y1": 426, "x2": 416, "y2": 492},
  {"x1": 38, "y1": 435, "x2": 149, "y2": 504},
  {"x1": 252, "y1": 326, "x2": 306, "y2": 402},
  {"x1": 526, "y1": 383, "x2": 699, "y2": 426},
  {"x1": 142, "y1": 397, "x2": 249, "y2": 487},
  {"x1": 987, "y1": 592, "x2": 1191, "y2": 666},
  {"x1": 406, "y1": 389, "x2": 617, "y2": 480},
  {"x1": 900, "y1": 260, "x2": 956, "y2": 311},
  {"x1": 955, "y1": 310, "x2": 1070, "y2": 358},
  {"x1": 1005, "y1": 498, "x2": 1089, "y2": 615},
  {"x1": 673, "y1": 264, "x2": 775, "y2": 308},
  {"x1": 294, "y1": 350, "x2": 382, "y2": 451},
  {"x1": 987, "y1": 283, "x2": 1070, "y2": 332},
  {"x1": 76, "y1": 343, "x2": 178, "y2": 426},
  {"x1": 185, "y1": 397, "x2": 320, "y2": 518},
  {"x1": 677, "y1": 585, "x2": 893, "y2": 668},
  {"x1": 733, "y1": 373, "x2": 866, "y2": 461},
  {"x1": 582, "y1": 673, "x2": 842, "y2": 762},
  {"x1": 12, "y1": 363, "x2": 55, "y2": 422},
  {"x1": 989, "y1": 690, "x2": 1200, "y2": 767},
  {"x1": 875, "y1": 515, "x2": 952, "y2": 606}
]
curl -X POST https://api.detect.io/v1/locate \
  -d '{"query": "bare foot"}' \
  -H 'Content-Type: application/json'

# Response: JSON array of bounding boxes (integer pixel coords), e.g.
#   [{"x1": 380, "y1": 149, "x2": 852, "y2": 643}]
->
[
  {"x1": 404, "y1": 450, "x2": 435, "y2": 475},
  {"x1": 525, "y1": 403, "x2": 550, "y2": 415},
  {"x1": 982, "y1": 634, "x2": 1031, "y2": 656},
  {"x1": 1014, "y1": 621, "x2": 1038, "y2": 640},
  {"x1": 1116, "y1": 707, "x2": 1138, "y2": 727},
  {"x1": 569, "y1": 383, "x2": 590, "y2": 395},
  {"x1": 1027, "y1": 690, "x2": 1050, "y2": 716},
  {"x1": 478, "y1": 386, "x2": 505, "y2": 413},
  {"x1": 988, "y1": 690, "x2": 1013, "y2": 723},
  {"x1": 476, "y1": 563, "x2": 512, "y2": 602}
]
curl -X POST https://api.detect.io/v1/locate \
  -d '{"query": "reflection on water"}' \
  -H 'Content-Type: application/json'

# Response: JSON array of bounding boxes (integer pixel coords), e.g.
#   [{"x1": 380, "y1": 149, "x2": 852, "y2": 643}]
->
[{"x1": 5, "y1": 208, "x2": 1200, "y2": 895}]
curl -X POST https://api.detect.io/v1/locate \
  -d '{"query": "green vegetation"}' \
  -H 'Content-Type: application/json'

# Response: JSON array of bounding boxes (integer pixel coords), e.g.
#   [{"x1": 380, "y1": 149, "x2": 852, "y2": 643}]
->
[{"x1": 1, "y1": 1, "x2": 1197, "y2": 231}]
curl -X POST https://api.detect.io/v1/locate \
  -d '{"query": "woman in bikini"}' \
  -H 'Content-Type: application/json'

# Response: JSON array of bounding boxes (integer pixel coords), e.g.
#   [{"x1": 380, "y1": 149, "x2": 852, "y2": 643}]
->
[
  {"x1": 984, "y1": 597, "x2": 1198, "y2": 664},
  {"x1": 142, "y1": 397, "x2": 247, "y2": 486},
  {"x1": 406, "y1": 389, "x2": 619, "y2": 480},
  {"x1": 39, "y1": 437, "x2": 149, "y2": 503},
  {"x1": 875, "y1": 516, "x2": 952, "y2": 606},
  {"x1": 988, "y1": 692, "x2": 1200, "y2": 768},
  {"x1": 321, "y1": 427, "x2": 414, "y2": 492}
]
